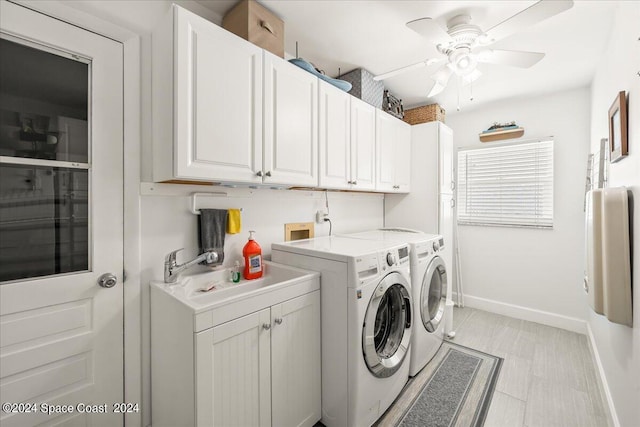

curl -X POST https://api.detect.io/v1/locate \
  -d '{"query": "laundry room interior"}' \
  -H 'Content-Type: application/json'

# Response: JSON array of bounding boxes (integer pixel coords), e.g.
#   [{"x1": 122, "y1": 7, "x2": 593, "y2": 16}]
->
[{"x1": 0, "y1": 0, "x2": 637, "y2": 427}]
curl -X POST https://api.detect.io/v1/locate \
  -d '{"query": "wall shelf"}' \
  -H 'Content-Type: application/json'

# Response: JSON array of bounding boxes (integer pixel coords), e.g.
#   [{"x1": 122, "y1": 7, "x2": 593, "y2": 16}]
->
[{"x1": 479, "y1": 127, "x2": 524, "y2": 142}]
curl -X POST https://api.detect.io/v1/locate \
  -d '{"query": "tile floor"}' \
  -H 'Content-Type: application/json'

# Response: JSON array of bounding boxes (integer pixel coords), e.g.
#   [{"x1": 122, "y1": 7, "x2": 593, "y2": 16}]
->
[{"x1": 448, "y1": 307, "x2": 613, "y2": 427}]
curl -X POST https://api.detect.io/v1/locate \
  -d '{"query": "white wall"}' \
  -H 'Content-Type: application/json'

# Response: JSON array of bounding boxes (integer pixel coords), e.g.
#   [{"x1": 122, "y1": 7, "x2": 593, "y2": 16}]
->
[
  {"x1": 447, "y1": 87, "x2": 591, "y2": 329},
  {"x1": 588, "y1": 2, "x2": 640, "y2": 425}
]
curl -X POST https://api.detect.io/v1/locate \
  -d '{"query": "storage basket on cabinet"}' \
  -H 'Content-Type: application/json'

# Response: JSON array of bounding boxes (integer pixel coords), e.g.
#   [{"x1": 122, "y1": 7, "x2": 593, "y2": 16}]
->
[{"x1": 403, "y1": 103, "x2": 446, "y2": 125}]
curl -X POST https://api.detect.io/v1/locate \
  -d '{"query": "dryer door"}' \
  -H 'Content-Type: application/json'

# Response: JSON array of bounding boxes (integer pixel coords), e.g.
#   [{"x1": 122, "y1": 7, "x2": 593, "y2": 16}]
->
[
  {"x1": 421, "y1": 256, "x2": 447, "y2": 332},
  {"x1": 362, "y1": 272, "x2": 412, "y2": 378}
]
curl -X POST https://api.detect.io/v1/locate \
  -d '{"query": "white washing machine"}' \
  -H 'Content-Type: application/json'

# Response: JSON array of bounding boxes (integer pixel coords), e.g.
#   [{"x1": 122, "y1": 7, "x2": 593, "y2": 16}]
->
[
  {"x1": 271, "y1": 236, "x2": 413, "y2": 427},
  {"x1": 343, "y1": 229, "x2": 448, "y2": 377}
]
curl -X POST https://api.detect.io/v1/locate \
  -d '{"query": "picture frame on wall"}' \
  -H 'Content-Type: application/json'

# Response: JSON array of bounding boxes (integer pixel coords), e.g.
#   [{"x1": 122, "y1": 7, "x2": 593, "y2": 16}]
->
[{"x1": 608, "y1": 90, "x2": 628, "y2": 163}]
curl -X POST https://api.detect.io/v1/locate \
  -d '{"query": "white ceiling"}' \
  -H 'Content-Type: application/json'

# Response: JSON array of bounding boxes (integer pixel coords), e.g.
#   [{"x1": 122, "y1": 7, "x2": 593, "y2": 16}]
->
[{"x1": 199, "y1": 1, "x2": 617, "y2": 115}]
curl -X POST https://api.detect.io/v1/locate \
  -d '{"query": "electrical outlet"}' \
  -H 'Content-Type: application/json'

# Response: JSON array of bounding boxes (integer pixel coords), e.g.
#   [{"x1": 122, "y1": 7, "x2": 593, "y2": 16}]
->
[{"x1": 315, "y1": 209, "x2": 329, "y2": 224}]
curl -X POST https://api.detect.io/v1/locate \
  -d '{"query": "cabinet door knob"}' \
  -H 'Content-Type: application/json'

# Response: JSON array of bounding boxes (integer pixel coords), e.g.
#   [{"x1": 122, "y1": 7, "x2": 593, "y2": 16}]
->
[
  {"x1": 352, "y1": 181, "x2": 357, "y2": 185},
  {"x1": 256, "y1": 171, "x2": 263, "y2": 177},
  {"x1": 274, "y1": 318, "x2": 283, "y2": 325},
  {"x1": 265, "y1": 171, "x2": 272, "y2": 177},
  {"x1": 262, "y1": 323, "x2": 271, "y2": 330}
]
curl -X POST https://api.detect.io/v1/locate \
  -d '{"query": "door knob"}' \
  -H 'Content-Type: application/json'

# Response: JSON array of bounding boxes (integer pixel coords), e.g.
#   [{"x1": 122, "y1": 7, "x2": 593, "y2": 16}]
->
[
  {"x1": 256, "y1": 171, "x2": 263, "y2": 177},
  {"x1": 274, "y1": 318, "x2": 283, "y2": 325},
  {"x1": 262, "y1": 323, "x2": 271, "y2": 330},
  {"x1": 97, "y1": 273, "x2": 117, "y2": 288}
]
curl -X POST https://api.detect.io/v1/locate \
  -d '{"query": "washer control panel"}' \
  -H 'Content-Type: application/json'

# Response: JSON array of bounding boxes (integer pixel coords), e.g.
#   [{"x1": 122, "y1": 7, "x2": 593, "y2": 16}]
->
[{"x1": 382, "y1": 245, "x2": 409, "y2": 270}]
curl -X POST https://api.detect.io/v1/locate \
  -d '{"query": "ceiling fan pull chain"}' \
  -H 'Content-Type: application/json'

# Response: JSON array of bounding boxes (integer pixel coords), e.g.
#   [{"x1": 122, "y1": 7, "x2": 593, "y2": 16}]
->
[{"x1": 470, "y1": 79, "x2": 474, "y2": 102}]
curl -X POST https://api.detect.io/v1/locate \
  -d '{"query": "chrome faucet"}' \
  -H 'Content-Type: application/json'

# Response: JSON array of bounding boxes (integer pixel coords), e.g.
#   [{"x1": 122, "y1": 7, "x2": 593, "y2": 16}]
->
[{"x1": 164, "y1": 248, "x2": 219, "y2": 283}]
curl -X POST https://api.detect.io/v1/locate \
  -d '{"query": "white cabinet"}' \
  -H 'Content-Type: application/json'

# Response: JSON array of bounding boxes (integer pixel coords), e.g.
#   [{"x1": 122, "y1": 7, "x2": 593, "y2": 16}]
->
[
  {"x1": 270, "y1": 292, "x2": 321, "y2": 427},
  {"x1": 151, "y1": 266, "x2": 321, "y2": 427},
  {"x1": 153, "y1": 6, "x2": 317, "y2": 187},
  {"x1": 264, "y1": 52, "x2": 318, "y2": 186},
  {"x1": 376, "y1": 110, "x2": 411, "y2": 193},
  {"x1": 196, "y1": 309, "x2": 272, "y2": 427},
  {"x1": 196, "y1": 291, "x2": 320, "y2": 427},
  {"x1": 318, "y1": 81, "x2": 375, "y2": 190},
  {"x1": 350, "y1": 97, "x2": 377, "y2": 191},
  {"x1": 439, "y1": 124, "x2": 454, "y2": 194},
  {"x1": 153, "y1": 5, "x2": 263, "y2": 184}
]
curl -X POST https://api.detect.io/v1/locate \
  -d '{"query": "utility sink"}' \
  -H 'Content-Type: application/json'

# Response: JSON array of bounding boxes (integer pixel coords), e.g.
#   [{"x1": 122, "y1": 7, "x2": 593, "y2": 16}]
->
[{"x1": 150, "y1": 261, "x2": 319, "y2": 330}]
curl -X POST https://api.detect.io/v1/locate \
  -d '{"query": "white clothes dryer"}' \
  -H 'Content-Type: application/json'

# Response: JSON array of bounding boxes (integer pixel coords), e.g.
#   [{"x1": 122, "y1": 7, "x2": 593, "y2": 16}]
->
[
  {"x1": 343, "y1": 229, "x2": 448, "y2": 377},
  {"x1": 272, "y1": 237, "x2": 413, "y2": 427}
]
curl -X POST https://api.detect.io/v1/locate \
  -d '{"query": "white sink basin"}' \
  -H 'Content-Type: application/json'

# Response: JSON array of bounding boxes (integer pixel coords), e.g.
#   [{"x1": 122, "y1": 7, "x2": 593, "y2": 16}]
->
[{"x1": 150, "y1": 261, "x2": 319, "y2": 315}]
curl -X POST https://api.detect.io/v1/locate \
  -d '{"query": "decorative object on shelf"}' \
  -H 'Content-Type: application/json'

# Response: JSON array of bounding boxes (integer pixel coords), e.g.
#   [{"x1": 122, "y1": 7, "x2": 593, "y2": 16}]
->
[
  {"x1": 338, "y1": 68, "x2": 384, "y2": 108},
  {"x1": 479, "y1": 121, "x2": 524, "y2": 142},
  {"x1": 403, "y1": 103, "x2": 445, "y2": 125},
  {"x1": 383, "y1": 90, "x2": 404, "y2": 119},
  {"x1": 608, "y1": 91, "x2": 628, "y2": 163},
  {"x1": 222, "y1": 0, "x2": 285, "y2": 58},
  {"x1": 288, "y1": 58, "x2": 352, "y2": 92}
]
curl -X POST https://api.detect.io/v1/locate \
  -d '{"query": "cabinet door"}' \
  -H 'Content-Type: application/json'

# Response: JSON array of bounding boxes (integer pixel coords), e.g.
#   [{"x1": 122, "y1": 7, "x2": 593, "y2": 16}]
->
[
  {"x1": 271, "y1": 291, "x2": 321, "y2": 427},
  {"x1": 375, "y1": 110, "x2": 396, "y2": 192},
  {"x1": 174, "y1": 7, "x2": 263, "y2": 183},
  {"x1": 351, "y1": 98, "x2": 376, "y2": 191},
  {"x1": 264, "y1": 52, "x2": 318, "y2": 186},
  {"x1": 319, "y1": 80, "x2": 350, "y2": 189},
  {"x1": 196, "y1": 309, "x2": 272, "y2": 427},
  {"x1": 439, "y1": 193, "x2": 454, "y2": 298},
  {"x1": 439, "y1": 123, "x2": 454, "y2": 194},
  {"x1": 393, "y1": 119, "x2": 412, "y2": 193}
]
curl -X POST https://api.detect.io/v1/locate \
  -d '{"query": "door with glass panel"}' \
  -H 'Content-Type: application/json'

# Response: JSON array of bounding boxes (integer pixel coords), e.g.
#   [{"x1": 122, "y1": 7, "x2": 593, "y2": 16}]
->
[{"x1": 0, "y1": 3, "x2": 124, "y2": 426}]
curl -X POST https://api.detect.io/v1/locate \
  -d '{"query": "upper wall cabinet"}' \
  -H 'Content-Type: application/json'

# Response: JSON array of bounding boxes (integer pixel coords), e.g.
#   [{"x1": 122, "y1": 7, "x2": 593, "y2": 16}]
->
[
  {"x1": 263, "y1": 52, "x2": 318, "y2": 187},
  {"x1": 152, "y1": 6, "x2": 317, "y2": 187},
  {"x1": 318, "y1": 81, "x2": 375, "y2": 191},
  {"x1": 153, "y1": 6, "x2": 263, "y2": 184},
  {"x1": 376, "y1": 110, "x2": 411, "y2": 193}
]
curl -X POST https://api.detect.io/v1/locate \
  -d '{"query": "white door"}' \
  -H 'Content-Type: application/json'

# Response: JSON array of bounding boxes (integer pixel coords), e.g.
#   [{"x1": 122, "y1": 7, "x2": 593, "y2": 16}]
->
[
  {"x1": 264, "y1": 52, "x2": 318, "y2": 186},
  {"x1": 350, "y1": 97, "x2": 376, "y2": 191},
  {"x1": 318, "y1": 80, "x2": 350, "y2": 189},
  {"x1": 197, "y1": 309, "x2": 272, "y2": 427},
  {"x1": 173, "y1": 6, "x2": 263, "y2": 184},
  {"x1": 271, "y1": 291, "x2": 321, "y2": 427},
  {"x1": 0, "y1": 3, "x2": 124, "y2": 426}
]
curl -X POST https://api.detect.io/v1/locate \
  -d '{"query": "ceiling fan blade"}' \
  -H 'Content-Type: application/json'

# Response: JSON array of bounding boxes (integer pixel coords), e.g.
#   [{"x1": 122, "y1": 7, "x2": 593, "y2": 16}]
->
[
  {"x1": 373, "y1": 58, "x2": 442, "y2": 81},
  {"x1": 476, "y1": 49, "x2": 545, "y2": 68},
  {"x1": 407, "y1": 17, "x2": 452, "y2": 45},
  {"x1": 485, "y1": 0, "x2": 574, "y2": 44},
  {"x1": 427, "y1": 65, "x2": 453, "y2": 97}
]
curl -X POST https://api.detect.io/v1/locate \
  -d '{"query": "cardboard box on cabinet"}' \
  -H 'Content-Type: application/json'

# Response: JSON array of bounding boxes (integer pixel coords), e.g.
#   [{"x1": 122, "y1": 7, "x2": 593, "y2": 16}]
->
[{"x1": 223, "y1": 0, "x2": 285, "y2": 58}]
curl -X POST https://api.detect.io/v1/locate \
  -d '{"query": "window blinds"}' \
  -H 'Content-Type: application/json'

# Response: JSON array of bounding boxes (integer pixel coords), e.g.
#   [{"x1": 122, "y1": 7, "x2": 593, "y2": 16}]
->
[{"x1": 457, "y1": 140, "x2": 554, "y2": 228}]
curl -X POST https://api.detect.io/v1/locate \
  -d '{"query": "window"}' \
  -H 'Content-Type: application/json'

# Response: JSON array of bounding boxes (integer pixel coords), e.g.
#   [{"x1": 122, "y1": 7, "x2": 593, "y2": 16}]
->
[{"x1": 457, "y1": 140, "x2": 554, "y2": 228}]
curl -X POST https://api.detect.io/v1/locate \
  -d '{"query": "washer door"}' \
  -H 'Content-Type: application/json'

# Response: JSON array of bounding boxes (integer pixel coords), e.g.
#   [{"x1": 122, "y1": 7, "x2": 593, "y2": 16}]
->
[
  {"x1": 362, "y1": 272, "x2": 412, "y2": 378},
  {"x1": 421, "y1": 256, "x2": 447, "y2": 333}
]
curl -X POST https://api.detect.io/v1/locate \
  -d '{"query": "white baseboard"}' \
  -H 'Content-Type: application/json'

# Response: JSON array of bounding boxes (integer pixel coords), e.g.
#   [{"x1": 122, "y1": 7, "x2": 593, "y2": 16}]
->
[
  {"x1": 459, "y1": 294, "x2": 587, "y2": 334},
  {"x1": 586, "y1": 324, "x2": 620, "y2": 427}
]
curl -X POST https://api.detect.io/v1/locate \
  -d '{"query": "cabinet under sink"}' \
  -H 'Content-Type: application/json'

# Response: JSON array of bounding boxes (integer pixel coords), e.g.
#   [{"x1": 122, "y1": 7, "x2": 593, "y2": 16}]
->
[{"x1": 150, "y1": 261, "x2": 321, "y2": 427}]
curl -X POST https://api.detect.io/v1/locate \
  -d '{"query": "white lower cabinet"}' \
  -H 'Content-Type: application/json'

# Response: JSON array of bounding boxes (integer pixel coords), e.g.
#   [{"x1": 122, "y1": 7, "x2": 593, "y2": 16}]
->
[
  {"x1": 152, "y1": 287, "x2": 321, "y2": 427},
  {"x1": 196, "y1": 291, "x2": 320, "y2": 427}
]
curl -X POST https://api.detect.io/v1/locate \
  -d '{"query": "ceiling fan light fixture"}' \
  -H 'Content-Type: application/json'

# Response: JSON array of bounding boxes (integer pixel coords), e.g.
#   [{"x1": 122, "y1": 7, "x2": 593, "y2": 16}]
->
[{"x1": 448, "y1": 49, "x2": 477, "y2": 76}]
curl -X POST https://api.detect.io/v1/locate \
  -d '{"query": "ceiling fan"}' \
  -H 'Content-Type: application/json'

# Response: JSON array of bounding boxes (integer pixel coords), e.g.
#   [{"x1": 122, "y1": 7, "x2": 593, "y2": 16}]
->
[{"x1": 374, "y1": 0, "x2": 574, "y2": 97}]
